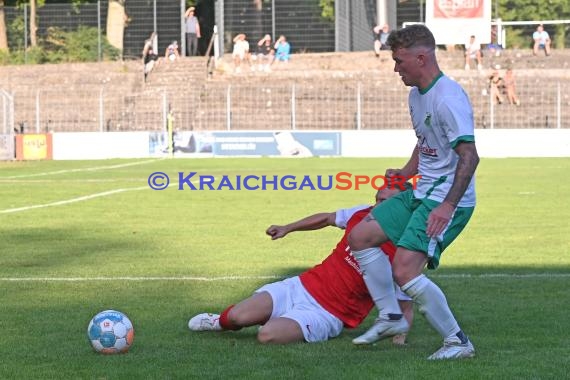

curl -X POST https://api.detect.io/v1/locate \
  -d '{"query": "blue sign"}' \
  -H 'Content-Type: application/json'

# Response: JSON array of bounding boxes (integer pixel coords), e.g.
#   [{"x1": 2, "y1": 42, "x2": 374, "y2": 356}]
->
[{"x1": 212, "y1": 131, "x2": 341, "y2": 157}]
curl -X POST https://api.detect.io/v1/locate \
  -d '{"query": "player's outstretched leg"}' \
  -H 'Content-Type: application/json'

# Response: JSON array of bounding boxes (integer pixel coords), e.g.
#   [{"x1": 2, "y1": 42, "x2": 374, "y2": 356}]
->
[
  {"x1": 350, "y1": 246, "x2": 409, "y2": 345},
  {"x1": 188, "y1": 313, "x2": 222, "y2": 331},
  {"x1": 352, "y1": 314, "x2": 409, "y2": 345}
]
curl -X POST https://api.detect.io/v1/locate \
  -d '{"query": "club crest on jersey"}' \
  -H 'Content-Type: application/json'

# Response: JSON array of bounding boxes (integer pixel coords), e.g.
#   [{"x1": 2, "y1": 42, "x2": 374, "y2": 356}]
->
[{"x1": 424, "y1": 112, "x2": 432, "y2": 127}]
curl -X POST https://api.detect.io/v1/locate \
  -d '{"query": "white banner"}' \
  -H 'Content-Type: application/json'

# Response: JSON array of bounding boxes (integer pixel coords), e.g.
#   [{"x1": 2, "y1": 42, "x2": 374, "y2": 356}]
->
[
  {"x1": 0, "y1": 134, "x2": 14, "y2": 160},
  {"x1": 426, "y1": 0, "x2": 492, "y2": 45}
]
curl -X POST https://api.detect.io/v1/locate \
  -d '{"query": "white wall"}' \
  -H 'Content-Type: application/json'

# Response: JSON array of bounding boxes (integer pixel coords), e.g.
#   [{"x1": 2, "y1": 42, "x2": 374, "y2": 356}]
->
[
  {"x1": 53, "y1": 132, "x2": 150, "y2": 160},
  {"x1": 51, "y1": 129, "x2": 570, "y2": 160},
  {"x1": 342, "y1": 129, "x2": 570, "y2": 158},
  {"x1": 342, "y1": 130, "x2": 415, "y2": 157},
  {"x1": 475, "y1": 129, "x2": 570, "y2": 158}
]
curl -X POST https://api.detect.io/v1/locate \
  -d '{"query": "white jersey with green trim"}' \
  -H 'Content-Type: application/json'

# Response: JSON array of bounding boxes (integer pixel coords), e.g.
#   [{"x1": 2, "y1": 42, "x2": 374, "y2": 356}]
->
[{"x1": 408, "y1": 73, "x2": 476, "y2": 207}]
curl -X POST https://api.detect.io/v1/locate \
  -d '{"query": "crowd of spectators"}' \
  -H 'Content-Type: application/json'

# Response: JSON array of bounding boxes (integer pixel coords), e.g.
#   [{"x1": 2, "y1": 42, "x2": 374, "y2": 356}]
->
[{"x1": 231, "y1": 33, "x2": 291, "y2": 74}]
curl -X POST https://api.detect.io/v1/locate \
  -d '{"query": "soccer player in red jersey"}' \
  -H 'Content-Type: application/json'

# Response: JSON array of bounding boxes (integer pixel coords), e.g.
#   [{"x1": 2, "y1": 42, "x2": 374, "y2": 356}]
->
[{"x1": 188, "y1": 186, "x2": 413, "y2": 344}]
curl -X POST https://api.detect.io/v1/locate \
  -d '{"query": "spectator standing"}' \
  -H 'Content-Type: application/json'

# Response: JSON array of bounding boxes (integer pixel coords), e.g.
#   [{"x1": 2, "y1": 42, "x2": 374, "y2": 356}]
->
[
  {"x1": 232, "y1": 33, "x2": 250, "y2": 73},
  {"x1": 184, "y1": 7, "x2": 201, "y2": 56},
  {"x1": 373, "y1": 24, "x2": 391, "y2": 56},
  {"x1": 274, "y1": 35, "x2": 291, "y2": 63},
  {"x1": 142, "y1": 32, "x2": 159, "y2": 82},
  {"x1": 504, "y1": 69, "x2": 521, "y2": 106},
  {"x1": 464, "y1": 35, "x2": 483, "y2": 70},
  {"x1": 533, "y1": 24, "x2": 551, "y2": 56}
]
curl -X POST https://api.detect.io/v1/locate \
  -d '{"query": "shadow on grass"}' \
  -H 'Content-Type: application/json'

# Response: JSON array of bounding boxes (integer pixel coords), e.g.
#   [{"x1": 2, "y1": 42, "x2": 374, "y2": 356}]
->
[{"x1": 0, "y1": 225, "x2": 153, "y2": 274}]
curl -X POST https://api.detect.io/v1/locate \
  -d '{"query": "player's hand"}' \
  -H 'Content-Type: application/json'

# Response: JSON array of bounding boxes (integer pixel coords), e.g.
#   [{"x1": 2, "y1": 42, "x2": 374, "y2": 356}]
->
[
  {"x1": 426, "y1": 201, "x2": 455, "y2": 238},
  {"x1": 266, "y1": 225, "x2": 288, "y2": 240},
  {"x1": 385, "y1": 168, "x2": 402, "y2": 179}
]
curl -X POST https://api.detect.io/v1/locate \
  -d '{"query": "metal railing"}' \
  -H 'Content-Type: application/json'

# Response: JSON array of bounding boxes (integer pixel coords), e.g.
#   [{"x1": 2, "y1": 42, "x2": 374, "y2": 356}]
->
[{"x1": 3, "y1": 74, "x2": 569, "y2": 133}]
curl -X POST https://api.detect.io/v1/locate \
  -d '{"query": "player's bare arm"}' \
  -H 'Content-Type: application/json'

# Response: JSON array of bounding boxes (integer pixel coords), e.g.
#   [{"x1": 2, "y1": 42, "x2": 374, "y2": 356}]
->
[
  {"x1": 426, "y1": 142, "x2": 479, "y2": 237},
  {"x1": 444, "y1": 142, "x2": 479, "y2": 207},
  {"x1": 266, "y1": 212, "x2": 336, "y2": 240},
  {"x1": 386, "y1": 146, "x2": 419, "y2": 179}
]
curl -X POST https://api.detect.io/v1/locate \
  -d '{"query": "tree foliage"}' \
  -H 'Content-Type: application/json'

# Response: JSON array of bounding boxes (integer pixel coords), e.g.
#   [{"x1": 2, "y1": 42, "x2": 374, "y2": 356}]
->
[
  {"x1": 500, "y1": 0, "x2": 570, "y2": 21},
  {"x1": 319, "y1": 0, "x2": 334, "y2": 22},
  {"x1": 499, "y1": 0, "x2": 570, "y2": 48}
]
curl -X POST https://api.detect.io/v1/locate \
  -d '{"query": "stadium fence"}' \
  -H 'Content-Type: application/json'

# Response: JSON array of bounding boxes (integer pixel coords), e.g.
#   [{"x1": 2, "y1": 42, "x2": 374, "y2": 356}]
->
[{"x1": 4, "y1": 77, "x2": 570, "y2": 132}]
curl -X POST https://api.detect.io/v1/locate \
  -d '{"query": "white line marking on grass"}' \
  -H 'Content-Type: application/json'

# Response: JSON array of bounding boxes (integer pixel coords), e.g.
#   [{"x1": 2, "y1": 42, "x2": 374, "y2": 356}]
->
[
  {"x1": 0, "y1": 159, "x2": 162, "y2": 179},
  {"x1": 0, "y1": 186, "x2": 147, "y2": 214},
  {"x1": 1, "y1": 273, "x2": 569, "y2": 282},
  {"x1": 0, "y1": 179, "x2": 139, "y2": 184},
  {"x1": 0, "y1": 275, "x2": 284, "y2": 282},
  {"x1": 434, "y1": 273, "x2": 570, "y2": 278}
]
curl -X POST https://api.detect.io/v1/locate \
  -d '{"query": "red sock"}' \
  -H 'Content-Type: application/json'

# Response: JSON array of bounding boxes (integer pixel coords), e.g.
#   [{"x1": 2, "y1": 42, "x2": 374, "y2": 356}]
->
[{"x1": 219, "y1": 305, "x2": 242, "y2": 331}]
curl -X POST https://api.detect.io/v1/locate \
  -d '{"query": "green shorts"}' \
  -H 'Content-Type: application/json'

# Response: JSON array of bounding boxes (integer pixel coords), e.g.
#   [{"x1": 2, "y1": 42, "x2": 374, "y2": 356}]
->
[{"x1": 371, "y1": 189, "x2": 474, "y2": 269}]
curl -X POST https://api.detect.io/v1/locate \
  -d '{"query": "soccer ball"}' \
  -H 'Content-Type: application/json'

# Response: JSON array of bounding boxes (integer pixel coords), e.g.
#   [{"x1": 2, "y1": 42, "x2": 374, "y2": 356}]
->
[{"x1": 87, "y1": 310, "x2": 134, "y2": 354}]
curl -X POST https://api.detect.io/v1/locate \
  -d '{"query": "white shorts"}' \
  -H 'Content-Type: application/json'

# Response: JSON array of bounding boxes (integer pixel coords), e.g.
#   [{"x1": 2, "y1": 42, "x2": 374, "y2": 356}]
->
[{"x1": 254, "y1": 276, "x2": 343, "y2": 343}]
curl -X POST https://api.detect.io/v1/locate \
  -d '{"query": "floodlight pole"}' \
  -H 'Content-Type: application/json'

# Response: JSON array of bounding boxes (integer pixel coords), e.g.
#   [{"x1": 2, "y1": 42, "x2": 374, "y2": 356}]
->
[
  {"x1": 153, "y1": 0, "x2": 157, "y2": 34},
  {"x1": 97, "y1": 0, "x2": 102, "y2": 62}
]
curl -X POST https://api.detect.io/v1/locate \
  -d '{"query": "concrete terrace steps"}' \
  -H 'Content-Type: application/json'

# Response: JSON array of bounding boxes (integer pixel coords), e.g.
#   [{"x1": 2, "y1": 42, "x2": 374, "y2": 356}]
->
[
  {"x1": 143, "y1": 56, "x2": 210, "y2": 87},
  {"x1": 0, "y1": 60, "x2": 142, "y2": 90},
  {"x1": 211, "y1": 49, "x2": 570, "y2": 81},
  {"x1": 1, "y1": 49, "x2": 570, "y2": 132}
]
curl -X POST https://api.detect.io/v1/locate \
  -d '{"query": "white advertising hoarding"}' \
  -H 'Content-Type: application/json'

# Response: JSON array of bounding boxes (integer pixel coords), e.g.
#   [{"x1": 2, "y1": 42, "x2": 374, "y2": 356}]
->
[{"x1": 426, "y1": 0, "x2": 492, "y2": 45}]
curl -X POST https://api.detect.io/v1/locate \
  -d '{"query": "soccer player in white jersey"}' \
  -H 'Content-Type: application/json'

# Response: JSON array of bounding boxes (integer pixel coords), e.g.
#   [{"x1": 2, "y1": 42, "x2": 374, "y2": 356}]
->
[
  {"x1": 188, "y1": 187, "x2": 413, "y2": 344},
  {"x1": 347, "y1": 24, "x2": 480, "y2": 360}
]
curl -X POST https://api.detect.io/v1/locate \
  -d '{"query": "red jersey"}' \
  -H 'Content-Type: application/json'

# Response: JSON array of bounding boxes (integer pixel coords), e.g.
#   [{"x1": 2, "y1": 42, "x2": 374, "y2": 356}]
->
[{"x1": 299, "y1": 206, "x2": 396, "y2": 328}]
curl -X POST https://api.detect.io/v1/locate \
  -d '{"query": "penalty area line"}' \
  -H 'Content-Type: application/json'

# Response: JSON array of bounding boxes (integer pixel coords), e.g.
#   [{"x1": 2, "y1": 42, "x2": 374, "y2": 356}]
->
[
  {"x1": 1, "y1": 158, "x2": 163, "y2": 179},
  {"x1": 0, "y1": 186, "x2": 148, "y2": 214},
  {"x1": 0, "y1": 273, "x2": 569, "y2": 282}
]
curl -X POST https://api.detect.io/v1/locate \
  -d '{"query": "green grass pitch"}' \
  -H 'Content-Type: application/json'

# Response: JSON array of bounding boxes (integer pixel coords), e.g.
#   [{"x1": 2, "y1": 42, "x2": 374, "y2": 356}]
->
[{"x1": 0, "y1": 157, "x2": 569, "y2": 379}]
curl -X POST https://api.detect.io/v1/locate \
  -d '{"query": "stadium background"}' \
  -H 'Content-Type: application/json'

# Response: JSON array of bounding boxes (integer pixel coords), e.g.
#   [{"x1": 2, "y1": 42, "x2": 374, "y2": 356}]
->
[
  {"x1": 2, "y1": 0, "x2": 425, "y2": 57},
  {"x1": 1, "y1": 0, "x2": 569, "y2": 160},
  {"x1": 0, "y1": 3, "x2": 569, "y2": 378}
]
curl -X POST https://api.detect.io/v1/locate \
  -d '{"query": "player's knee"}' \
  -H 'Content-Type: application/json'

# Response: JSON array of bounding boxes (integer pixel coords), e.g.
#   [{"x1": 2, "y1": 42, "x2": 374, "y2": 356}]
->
[
  {"x1": 392, "y1": 263, "x2": 418, "y2": 286},
  {"x1": 392, "y1": 267, "x2": 409, "y2": 286},
  {"x1": 347, "y1": 225, "x2": 375, "y2": 251},
  {"x1": 347, "y1": 229, "x2": 362, "y2": 250},
  {"x1": 257, "y1": 326, "x2": 277, "y2": 344},
  {"x1": 347, "y1": 224, "x2": 364, "y2": 249}
]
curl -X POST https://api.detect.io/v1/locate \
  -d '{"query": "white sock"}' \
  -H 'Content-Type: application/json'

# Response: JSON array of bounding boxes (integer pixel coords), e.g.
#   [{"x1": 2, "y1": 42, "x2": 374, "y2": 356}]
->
[
  {"x1": 352, "y1": 248, "x2": 402, "y2": 318},
  {"x1": 401, "y1": 274, "x2": 460, "y2": 339}
]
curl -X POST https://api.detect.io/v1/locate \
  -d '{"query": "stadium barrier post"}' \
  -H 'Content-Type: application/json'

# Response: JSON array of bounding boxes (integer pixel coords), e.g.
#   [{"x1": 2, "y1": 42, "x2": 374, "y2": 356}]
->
[
  {"x1": 490, "y1": 93, "x2": 494, "y2": 130},
  {"x1": 167, "y1": 106, "x2": 174, "y2": 158},
  {"x1": 162, "y1": 91, "x2": 167, "y2": 136},
  {"x1": 557, "y1": 83, "x2": 561, "y2": 129},
  {"x1": 99, "y1": 88, "x2": 104, "y2": 132},
  {"x1": 291, "y1": 84, "x2": 296, "y2": 130},
  {"x1": 356, "y1": 82, "x2": 362, "y2": 130},
  {"x1": 226, "y1": 85, "x2": 231, "y2": 131},
  {"x1": 35, "y1": 90, "x2": 40, "y2": 133}
]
